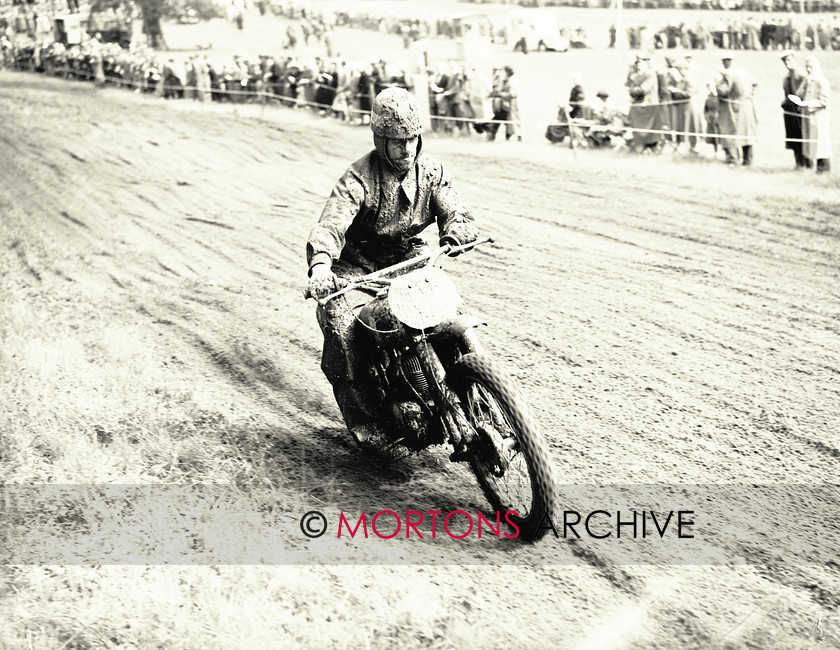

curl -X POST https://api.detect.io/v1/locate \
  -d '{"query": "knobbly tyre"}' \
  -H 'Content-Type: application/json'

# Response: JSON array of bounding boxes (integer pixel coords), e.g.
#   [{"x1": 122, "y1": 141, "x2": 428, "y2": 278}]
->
[{"x1": 306, "y1": 237, "x2": 556, "y2": 540}]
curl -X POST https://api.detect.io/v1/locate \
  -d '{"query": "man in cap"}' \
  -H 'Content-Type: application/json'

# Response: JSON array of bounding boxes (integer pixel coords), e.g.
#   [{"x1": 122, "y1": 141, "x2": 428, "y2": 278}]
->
[
  {"x1": 589, "y1": 89, "x2": 626, "y2": 148},
  {"x1": 306, "y1": 87, "x2": 479, "y2": 451},
  {"x1": 715, "y1": 52, "x2": 758, "y2": 165},
  {"x1": 780, "y1": 49, "x2": 807, "y2": 168},
  {"x1": 591, "y1": 89, "x2": 615, "y2": 122}
]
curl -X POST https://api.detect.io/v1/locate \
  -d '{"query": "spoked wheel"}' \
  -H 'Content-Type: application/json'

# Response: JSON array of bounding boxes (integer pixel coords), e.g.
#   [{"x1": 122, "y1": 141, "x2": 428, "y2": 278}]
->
[{"x1": 448, "y1": 354, "x2": 555, "y2": 540}]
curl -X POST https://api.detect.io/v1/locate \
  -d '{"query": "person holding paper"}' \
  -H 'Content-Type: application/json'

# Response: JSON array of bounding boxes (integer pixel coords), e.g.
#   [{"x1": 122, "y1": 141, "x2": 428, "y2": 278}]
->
[{"x1": 799, "y1": 55, "x2": 831, "y2": 173}]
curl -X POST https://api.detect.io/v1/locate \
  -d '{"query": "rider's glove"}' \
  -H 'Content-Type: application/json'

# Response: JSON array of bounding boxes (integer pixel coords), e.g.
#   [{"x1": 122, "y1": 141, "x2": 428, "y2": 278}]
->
[
  {"x1": 440, "y1": 221, "x2": 479, "y2": 255},
  {"x1": 308, "y1": 263, "x2": 338, "y2": 301}
]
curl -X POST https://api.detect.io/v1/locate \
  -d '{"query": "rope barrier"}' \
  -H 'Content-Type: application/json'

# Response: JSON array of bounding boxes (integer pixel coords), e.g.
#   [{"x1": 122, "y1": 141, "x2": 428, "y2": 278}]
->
[
  {"x1": 4, "y1": 66, "x2": 835, "y2": 148},
  {"x1": 557, "y1": 98, "x2": 833, "y2": 144}
]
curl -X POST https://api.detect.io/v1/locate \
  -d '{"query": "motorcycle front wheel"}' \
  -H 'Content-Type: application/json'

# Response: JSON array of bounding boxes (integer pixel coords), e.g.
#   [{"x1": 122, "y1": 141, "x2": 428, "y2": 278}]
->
[{"x1": 448, "y1": 353, "x2": 556, "y2": 541}]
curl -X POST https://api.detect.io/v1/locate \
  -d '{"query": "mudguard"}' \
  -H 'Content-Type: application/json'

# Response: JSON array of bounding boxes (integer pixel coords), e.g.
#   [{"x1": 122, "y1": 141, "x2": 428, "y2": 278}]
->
[{"x1": 429, "y1": 315, "x2": 485, "y2": 340}]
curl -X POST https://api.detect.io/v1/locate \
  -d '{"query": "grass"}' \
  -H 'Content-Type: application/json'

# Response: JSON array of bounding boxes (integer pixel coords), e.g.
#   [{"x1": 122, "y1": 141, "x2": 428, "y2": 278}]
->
[
  {"x1": 1, "y1": 292, "x2": 222, "y2": 484},
  {"x1": 1, "y1": 292, "x2": 432, "y2": 646},
  {"x1": 0, "y1": 565, "x2": 497, "y2": 649},
  {"x1": 0, "y1": 245, "x2": 514, "y2": 648}
]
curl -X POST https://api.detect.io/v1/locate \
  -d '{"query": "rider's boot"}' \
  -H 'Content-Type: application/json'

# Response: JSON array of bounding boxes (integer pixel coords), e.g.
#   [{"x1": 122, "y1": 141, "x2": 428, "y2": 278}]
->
[
  {"x1": 349, "y1": 421, "x2": 391, "y2": 454},
  {"x1": 333, "y1": 380, "x2": 391, "y2": 453}
]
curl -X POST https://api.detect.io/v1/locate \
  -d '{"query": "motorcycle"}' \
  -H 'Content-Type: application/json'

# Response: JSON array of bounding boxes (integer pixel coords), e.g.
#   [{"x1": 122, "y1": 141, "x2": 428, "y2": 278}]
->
[{"x1": 307, "y1": 238, "x2": 556, "y2": 539}]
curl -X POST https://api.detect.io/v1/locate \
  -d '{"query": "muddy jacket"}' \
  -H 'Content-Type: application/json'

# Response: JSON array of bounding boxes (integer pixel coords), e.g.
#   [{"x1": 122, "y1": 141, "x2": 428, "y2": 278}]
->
[{"x1": 306, "y1": 149, "x2": 477, "y2": 274}]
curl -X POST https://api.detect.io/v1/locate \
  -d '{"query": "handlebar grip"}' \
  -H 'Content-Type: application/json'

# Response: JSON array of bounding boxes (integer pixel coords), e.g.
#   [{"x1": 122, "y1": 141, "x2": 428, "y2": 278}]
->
[{"x1": 446, "y1": 235, "x2": 496, "y2": 256}]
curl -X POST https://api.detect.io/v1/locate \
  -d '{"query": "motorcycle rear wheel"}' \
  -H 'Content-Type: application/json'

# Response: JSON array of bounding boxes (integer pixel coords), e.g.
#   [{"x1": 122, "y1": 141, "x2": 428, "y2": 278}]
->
[{"x1": 448, "y1": 354, "x2": 555, "y2": 540}]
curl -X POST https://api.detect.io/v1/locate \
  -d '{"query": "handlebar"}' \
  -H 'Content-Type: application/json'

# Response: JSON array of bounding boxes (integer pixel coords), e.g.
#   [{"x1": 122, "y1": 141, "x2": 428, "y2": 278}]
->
[{"x1": 304, "y1": 236, "x2": 495, "y2": 304}]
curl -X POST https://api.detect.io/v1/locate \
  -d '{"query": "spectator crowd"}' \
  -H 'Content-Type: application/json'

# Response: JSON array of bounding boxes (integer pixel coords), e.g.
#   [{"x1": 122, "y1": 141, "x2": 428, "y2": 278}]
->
[
  {"x1": 545, "y1": 48, "x2": 830, "y2": 172},
  {"x1": 615, "y1": 13, "x2": 840, "y2": 50},
  {"x1": 0, "y1": 0, "x2": 831, "y2": 172}
]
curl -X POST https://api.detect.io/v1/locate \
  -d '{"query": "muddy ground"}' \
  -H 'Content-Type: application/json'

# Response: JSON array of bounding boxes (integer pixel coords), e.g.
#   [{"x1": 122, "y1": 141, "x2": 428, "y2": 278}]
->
[{"x1": 0, "y1": 70, "x2": 838, "y2": 648}]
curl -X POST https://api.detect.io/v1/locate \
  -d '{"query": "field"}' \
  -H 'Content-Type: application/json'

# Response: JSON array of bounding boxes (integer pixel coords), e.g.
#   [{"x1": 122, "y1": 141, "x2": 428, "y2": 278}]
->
[{"x1": 1, "y1": 1, "x2": 839, "y2": 648}]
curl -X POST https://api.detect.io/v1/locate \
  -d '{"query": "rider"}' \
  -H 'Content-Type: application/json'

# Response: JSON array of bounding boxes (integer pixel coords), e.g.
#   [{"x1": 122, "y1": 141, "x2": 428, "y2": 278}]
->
[{"x1": 306, "y1": 86, "x2": 479, "y2": 452}]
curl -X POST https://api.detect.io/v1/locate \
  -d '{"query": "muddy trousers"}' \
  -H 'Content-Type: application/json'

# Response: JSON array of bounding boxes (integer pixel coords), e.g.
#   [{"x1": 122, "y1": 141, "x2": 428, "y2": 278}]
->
[
  {"x1": 315, "y1": 286, "x2": 380, "y2": 433},
  {"x1": 313, "y1": 249, "x2": 430, "y2": 437},
  {"x1": 330, "y1": 378, "x2": 380, "y2": 431}
]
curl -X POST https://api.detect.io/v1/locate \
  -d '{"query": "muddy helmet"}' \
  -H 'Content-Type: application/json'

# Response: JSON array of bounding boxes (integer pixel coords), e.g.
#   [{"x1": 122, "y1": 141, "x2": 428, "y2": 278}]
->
[{"x1": 370, "y1": 87, "x2": 423, "y2": 139}]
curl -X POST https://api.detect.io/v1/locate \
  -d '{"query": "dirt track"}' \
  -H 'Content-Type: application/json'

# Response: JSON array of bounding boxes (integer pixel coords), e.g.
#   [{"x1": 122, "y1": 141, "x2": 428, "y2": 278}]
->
[{"x1": 1, "y1": 71, "x2": 839, "y2": 648}]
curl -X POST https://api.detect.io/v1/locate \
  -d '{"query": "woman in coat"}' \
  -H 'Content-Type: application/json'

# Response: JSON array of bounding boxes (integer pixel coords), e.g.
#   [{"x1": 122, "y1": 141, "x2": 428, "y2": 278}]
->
[
  {"x1": 669, "y1": 58, "x2": 705, "y2": 154},
  {"x1": 800, "y1": 55, "x2": 831, "y2": 173},
  {"x1": 715, "y1": 53, "x2": 758, "y2": 165}
]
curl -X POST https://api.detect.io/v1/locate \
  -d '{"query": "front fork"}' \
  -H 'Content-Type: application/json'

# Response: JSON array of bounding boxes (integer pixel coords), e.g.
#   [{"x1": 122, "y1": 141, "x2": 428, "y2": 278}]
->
[
  {"x1": 410, "y1": 330, "x2": 490, "y2": 457},
  {"x1": 417, "y1": 329, "x2": 513, "y2": 470}
]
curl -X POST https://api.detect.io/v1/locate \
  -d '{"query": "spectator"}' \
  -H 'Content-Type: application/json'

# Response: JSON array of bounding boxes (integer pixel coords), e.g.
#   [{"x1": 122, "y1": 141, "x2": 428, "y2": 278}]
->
[
  {"x1": 162, "y1": 58, "x2": 184, "y2": 99},
  {"x1": 780, "y1": 50, "x2": 807, "y2": 169},
  {"x1": 298, "y1": 57, "x2": 319, "y2": 108},
  {"x1": 324, "y1": 26, "x2": 335, "y2": 58},
  {"x1": 185, "y1": 55, "x2": 197, "y2": 100},
  {"x1": 505, "y1": 65, "x2": 523, "y2": 141},
  {"x1": 587, "y1": 90, "x2": 628, "y2": 149},
  {"x1": 314, "y1": 59, "x2": 338, "y2": 113},
  {"x1": 704, "y1": 81, "x2": 721, "y2": 155},
  {"x1": 470, "y1": 65, "x2": 499, "y2": 138},
  {"x1": 715, "y1": 53, "x2": 758, "y2": 166},
  {"x1": 662, "y1": 56, "x2": 679, "y2": 140},
  {"x1": 626, "y1": 54, "x2": 663, "y2": 152},
  {"x1": 485, "y1": 65, "x2": 512, "y2": 141},
  {"x1": 669, "y1": 57, "x2": 705, "y2": 154},
  {"x1": 816, "y1": 17, "x2": 830, "y2": 50},
  {"x1": 428, "y1": 62, "x2": 449, "y2": 133},
  {"x1": 463, "y1": 64, "x2": 491, "y2": 126},
  {"x1": 90, "y1": 34, "x2": 105, "y2": 86},
  {"x1": 285, "y1": 23, "x2": 299, "y2": 49},
  {"x1": 591, "y1": 89, "x2": 620, "y2": 122},
  {"x1": 196, "y1": 55, "x2": 211, "y2": 102},
  {"x1": 356, "y1": 60, "x2": 375, "y2": 124},
  {"x1": 805, "y1": 19, "x2": 815, "y2": 51},
  {"x1": 567, "y1": 74, "x2": 586, "y2": 119},
  {"x1": 443, "y1": 60, "x2": 469, "y2": 136},
  {"x1": 207, "y1": 60, "x2": 222, "y2": 102},
  {"x1": 800, "y1": 55, "x2": 831, "y2": 173},
  {"x1": 626, "y1": 54, "x2": 658, "y2": 105},
  {"x1": 565, "y1": 74, "x2": 589, "y2": 146},
  {"x1": 330, "y1": 59, "x2": 351, "y2": 121}
]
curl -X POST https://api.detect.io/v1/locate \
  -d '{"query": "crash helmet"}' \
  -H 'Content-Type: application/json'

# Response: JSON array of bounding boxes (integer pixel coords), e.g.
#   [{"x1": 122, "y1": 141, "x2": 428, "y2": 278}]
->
[{"x1": 370, "y1": 87, "x2": 423, "y2": 140}]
